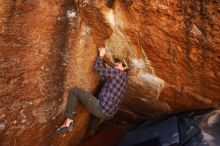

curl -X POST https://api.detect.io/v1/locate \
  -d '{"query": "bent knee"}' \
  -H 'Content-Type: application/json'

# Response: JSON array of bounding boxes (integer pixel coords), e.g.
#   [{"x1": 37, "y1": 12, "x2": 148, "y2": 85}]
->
[{"x1": 69, "y1": 86, "x2": 81, "y2": 94}]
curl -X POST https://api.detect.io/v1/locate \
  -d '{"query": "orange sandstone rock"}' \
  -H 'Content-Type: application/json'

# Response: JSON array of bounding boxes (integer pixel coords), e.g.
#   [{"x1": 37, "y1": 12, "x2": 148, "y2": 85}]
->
[{"x1": 0, "y1": 0, "x2": 219, "y2": 146}]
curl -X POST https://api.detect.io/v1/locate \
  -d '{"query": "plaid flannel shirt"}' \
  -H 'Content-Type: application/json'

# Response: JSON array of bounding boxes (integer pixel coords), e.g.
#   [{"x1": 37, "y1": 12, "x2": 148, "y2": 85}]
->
[{"x1": 95, "y1": 56, "x2": 128, "y2": 118}]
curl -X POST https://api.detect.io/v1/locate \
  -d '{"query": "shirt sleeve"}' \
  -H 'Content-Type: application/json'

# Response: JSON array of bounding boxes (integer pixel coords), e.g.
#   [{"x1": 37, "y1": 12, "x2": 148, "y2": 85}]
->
[{"x1": 95, "y1": 56, "x2": 119, "y2": 78}]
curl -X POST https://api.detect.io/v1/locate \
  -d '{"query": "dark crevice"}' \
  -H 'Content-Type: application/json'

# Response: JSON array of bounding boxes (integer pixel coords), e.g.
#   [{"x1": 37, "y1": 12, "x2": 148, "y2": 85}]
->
[
  {"x1": 44, "y1": 0, "x2": 77, "y2": 124},
  {"x1": 180, "y1": 0, "x2": 199, "y2": 88},
  {"x1": 181, "y1": 0, "x2": 198, "y2": 69},
  {"x1": 198, "y1": 0, "x2": 213, "y2": 105},
  {"x1": 181, "y1": 0, "x2": 215, "y2": 105}
]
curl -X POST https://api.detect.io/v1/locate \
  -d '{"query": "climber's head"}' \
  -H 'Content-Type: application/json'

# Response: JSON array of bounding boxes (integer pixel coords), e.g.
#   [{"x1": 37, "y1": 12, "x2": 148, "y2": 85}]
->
[{"x1": 113, "y1": 58, "x2": 129, "y2": 72}]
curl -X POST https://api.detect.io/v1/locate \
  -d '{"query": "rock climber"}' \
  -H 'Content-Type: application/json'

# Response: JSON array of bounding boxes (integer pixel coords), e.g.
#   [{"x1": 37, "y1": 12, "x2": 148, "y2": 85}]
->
[{"x1": 57, "y1": 48, "x2": 129, "y2": 133}]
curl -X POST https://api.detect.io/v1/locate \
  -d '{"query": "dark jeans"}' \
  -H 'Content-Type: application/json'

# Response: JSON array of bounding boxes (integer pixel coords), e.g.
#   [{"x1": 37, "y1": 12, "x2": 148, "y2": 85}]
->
[{"x1": 64, "y1": 87, "x2": 103, "y2": 120}]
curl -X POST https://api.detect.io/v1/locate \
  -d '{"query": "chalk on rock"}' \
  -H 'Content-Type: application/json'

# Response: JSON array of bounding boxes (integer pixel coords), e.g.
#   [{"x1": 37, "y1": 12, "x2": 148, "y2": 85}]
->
[
  {"x1": 191, "y1": 24, "x2": 202, "y2": 36},
  {"x1": 67, "y1": 10, "x2": 77, "y2": 19},
  {"x1": 137, "y1": 72, "x2": 165, "y2": 94},
  {"x1": 0, "y1": 123, "x2": 6, "y2": 130}
]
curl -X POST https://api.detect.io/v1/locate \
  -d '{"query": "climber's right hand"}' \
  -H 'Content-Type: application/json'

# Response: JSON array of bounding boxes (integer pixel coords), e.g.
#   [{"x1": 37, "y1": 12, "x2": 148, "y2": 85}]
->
[{"x1": 99, "y1": 47, "x2": 106, "y2": 58}]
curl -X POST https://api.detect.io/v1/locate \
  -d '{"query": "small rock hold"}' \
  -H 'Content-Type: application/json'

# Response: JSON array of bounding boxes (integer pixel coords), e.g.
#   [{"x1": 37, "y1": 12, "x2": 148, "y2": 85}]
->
[
  {"x1": 191, "y1": 24, "x2": 202, "y2": 36},
  {"x1": 67, "y1": 10, "x2": 77, "y2": 19},
  {"x1": 0, "y1": 114, "x2": 5, "y2": 119},
  {"x1": 0, "y1": 123, "x2": 6, "y2": 130},
  {"x1": 20, "y1": 109, "x2": 24, "y2": 114}
]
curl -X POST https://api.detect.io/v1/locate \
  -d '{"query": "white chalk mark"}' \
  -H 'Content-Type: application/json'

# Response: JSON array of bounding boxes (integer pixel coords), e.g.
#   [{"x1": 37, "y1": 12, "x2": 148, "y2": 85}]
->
[
  {"x1": 131, "y1": 58, "x2": 145, "y2": 69},
  {"x1": 191, "y1": 24, "x2": 202, "y2": 36},
  {"x1": 106, "y1": 10, "x2": 116, "y2": 27},
  {"x1": 67, "y1": 10, "x2": 77, "y2": 19}
]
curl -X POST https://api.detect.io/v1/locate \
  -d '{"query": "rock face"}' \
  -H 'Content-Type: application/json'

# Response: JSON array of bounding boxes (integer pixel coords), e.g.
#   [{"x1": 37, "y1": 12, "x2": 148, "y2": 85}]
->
[{"x1": 0, "y1": 0, "x2": 219, "y2": 145}]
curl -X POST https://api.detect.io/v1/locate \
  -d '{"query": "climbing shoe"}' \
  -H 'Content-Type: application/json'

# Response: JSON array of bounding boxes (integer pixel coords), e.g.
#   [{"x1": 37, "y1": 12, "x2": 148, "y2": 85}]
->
[{"x1": 56, "y1": 122, "x2": 74, "y2": 133}]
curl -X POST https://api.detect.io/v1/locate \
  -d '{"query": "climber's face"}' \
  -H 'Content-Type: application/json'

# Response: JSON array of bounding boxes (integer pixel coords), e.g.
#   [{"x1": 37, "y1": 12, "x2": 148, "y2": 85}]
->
[
  {"x1": 113, "y1": 58, "x2": 128, "y2": 71},
  {"x1": 114, "y1": 62, "x2": 126, "y2": 71}
]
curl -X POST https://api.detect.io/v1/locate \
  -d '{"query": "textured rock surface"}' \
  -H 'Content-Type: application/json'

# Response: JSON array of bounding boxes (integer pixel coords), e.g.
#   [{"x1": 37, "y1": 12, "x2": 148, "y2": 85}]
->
[
  {"x1": 187, "y1": 109, "x2": 220, "y2": 146},
  {"x1": 0, "y1": 0, "x2": 219, "y2": 145}
]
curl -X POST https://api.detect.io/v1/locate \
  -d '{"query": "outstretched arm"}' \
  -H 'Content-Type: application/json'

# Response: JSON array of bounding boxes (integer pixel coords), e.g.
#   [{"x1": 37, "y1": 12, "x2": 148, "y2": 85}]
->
[{"x1": 94, "y1": 48, "x2": 118, "y2": 78}]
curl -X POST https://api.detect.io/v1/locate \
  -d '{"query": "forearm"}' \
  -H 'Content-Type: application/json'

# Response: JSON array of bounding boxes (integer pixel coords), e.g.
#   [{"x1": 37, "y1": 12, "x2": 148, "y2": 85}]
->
[
  {"x1": 94, "y1": 56, "x2": 118, "y2": 78},
  {"x1": 95, "y1": 56, "x2": 104, "y2": 71}
]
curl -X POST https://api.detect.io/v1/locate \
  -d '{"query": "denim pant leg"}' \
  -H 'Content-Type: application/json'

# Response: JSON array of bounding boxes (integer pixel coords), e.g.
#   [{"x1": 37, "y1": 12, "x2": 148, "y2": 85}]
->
[
  {"x1": 64, "y1": 87, "x2": 102, "y2": 120},
  {"x1": 64, "y1": 88, "x2": 79, "y2": 119}
]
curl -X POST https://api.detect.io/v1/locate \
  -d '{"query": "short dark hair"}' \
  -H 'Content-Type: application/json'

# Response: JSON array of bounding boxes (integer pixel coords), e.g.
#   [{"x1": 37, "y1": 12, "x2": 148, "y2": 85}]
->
[{"x1": 113, "y1": 58, "x2": 130, "y2": 72}]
